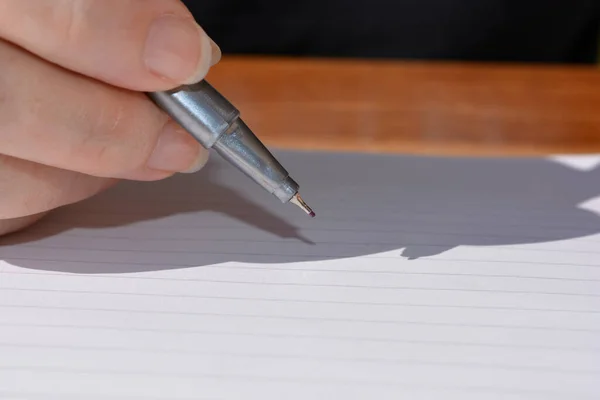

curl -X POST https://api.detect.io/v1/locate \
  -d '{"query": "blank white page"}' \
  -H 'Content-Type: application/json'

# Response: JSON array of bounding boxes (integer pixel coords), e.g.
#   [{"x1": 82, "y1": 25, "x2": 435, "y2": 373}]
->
[{"x1": 1, "y1": 151, "x2": 600, "y2": 399}]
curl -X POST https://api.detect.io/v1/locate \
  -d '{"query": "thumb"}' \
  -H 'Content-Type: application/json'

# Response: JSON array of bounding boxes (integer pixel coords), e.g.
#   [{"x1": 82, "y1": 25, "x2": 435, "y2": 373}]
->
[{"x1": 0, "y1": 0, "x2": 221, "y2": 91}]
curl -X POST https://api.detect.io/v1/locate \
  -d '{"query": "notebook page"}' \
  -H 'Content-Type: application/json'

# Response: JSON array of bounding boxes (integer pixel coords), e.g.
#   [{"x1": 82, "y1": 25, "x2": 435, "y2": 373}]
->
[{"x1": 1, "y1": 151, "x2": 600, "y2": 399}]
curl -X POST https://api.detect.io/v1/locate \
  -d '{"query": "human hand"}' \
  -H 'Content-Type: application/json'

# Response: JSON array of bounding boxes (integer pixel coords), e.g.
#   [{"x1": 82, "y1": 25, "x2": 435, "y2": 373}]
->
[{"x1": 0, "y1": 0, "x2": 220, "y2": 236}]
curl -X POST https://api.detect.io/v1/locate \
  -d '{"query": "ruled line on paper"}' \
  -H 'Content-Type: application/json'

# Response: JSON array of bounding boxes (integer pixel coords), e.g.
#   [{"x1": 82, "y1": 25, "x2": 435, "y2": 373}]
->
[
  {"x1": 5, "y1": 267, "x2": 600, "y2": 285},
  {"x1": 0, "y1": 322, "x2": 598, "y2": 352},
  {"x1": 2, "y1": 284, "x2": 599, "y2": 313},
  {"x1": 19, "y1": 227, "x2": 600, "y2": 247},
  {"x1": 1, "y1": 282, "x2": 599, "y2": 314},
  {"x1": 19, "y1": 227, "x2": 600, "y2": 246},
  {"x1": 0, "y1": 388, "x2": 590, "y2": 400},
  {"x1": 1, "y1": 366, "x2": 597, "y2": 390},
  {"x1": 0, "y1": 392, "x2": 219, "y2": 400},
  {"x1": 2, "y1": 283, "x2": 600, "y2": 300},
  {"x1": 1, "y1": 304, "x2": 598, "y2": 332},
  {"x1": 37, "y1": 193, "x2": 599, "y2": 219},
  {"x1": 12, "y1": 241, "x2": 600, "y2": 257},
  {"x1": 3, "y1": 343, "x2": 599, "y2": 374},
  {"x1": 30, "y1": 216, "x2": 600, "y2": 233},
  {"x1": 7, "y1": 252, "x2": 600, "y2": 269},
  {"x1": 3, "y1": 228, "x2": 579, "y2": 245}
]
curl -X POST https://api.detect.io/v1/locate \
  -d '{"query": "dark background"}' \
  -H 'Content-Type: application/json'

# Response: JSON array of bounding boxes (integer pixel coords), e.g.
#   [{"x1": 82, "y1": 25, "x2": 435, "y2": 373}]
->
[{"x1": 183, "y1": 0, "x2": 600, "y2": 64}]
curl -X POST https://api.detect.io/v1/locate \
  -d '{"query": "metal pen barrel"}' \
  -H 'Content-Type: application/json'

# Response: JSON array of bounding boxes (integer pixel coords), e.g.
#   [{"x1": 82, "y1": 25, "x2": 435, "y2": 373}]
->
[{"x1": 147, "y1": 81, "x2": 305, "y2": 207}]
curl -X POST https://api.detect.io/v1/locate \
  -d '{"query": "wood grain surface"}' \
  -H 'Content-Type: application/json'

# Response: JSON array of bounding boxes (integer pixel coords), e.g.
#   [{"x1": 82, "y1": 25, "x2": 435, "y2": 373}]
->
[{"x1": 206, "y1": 56, "x2": 600, "y2": 156}]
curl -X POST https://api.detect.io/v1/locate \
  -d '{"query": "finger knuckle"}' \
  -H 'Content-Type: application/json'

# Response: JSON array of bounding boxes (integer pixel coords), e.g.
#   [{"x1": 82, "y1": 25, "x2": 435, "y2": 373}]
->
[
  {"x1": 79, "y1": 99, "x2": 158, "y2": 177},
  {"x1": 55, "y1": 0, "x2": 93, "y2": 47}
]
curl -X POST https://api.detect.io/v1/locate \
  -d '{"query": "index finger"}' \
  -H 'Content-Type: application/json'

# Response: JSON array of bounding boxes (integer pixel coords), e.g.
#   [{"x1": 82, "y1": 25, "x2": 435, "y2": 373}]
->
[{"x1": 0, "y1": 0, "x2": 220, "y2": 91}]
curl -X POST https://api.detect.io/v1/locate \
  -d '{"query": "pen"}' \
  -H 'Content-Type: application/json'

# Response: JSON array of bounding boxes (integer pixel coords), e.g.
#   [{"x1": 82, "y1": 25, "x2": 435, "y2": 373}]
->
[{"x1": 147, "y1": 80, "x2": 315, "y2": 217}]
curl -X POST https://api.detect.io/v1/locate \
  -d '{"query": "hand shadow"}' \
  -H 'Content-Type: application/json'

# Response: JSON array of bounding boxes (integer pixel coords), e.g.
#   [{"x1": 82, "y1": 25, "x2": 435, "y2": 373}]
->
[{"x1": 2, "y1": 151, "x2": 600, "y2": 273}]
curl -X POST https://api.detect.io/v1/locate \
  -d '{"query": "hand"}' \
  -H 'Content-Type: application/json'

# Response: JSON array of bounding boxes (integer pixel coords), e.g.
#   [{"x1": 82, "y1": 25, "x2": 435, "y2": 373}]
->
[{"x1": 0, "y1": 0, "x2": 220, "y2": 236}]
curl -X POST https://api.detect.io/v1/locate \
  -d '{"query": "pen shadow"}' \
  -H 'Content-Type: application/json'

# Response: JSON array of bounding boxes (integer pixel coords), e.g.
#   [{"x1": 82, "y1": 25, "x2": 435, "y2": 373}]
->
[
  {"x1": 2, "y1": 151, "x2": 600, "y2": 273},
  {"x1": 1, "y1": 159, "x2": 314, "y2": 247}
]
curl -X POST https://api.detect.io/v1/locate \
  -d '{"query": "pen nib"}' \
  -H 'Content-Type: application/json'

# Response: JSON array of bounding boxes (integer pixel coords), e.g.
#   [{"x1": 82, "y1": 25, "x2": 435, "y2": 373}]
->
[{"x1": 290, "y1": 193, "x2": 315, "y2": 218}]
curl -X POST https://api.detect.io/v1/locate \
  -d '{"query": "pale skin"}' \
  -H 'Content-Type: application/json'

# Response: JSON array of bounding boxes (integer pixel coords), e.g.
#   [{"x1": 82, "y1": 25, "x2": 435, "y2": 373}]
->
[{"x1": 0, "y1": 0, "x2": 221, "y2": 236}]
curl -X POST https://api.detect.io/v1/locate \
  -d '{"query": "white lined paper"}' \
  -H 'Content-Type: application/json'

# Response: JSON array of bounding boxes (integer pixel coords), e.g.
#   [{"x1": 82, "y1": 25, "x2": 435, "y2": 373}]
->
[{"x1": 1, "y1": 151, "x2": 600, "y2": 399}]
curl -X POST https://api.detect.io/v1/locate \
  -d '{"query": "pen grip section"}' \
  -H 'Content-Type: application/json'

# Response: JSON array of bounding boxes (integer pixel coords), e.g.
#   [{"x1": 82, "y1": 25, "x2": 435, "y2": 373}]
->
[{"x1": 148, "y1": 80, "x2": 240, "y2": 148}]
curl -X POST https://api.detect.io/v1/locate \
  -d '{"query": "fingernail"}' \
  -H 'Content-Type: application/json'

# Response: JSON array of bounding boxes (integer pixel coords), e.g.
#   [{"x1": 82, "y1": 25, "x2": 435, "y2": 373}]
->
[
  {"x1": 144, "y1": 15, "x2": 215, "y2": 84},
  {"x1": 181, "y1": 148, "x2": 210, "y2": 173},
  {"x1": 210, "y1": 39, "x2": 222, "y2": 66},
  {"x1": 147, "y1": 122, "x2": 209, "y2": 173}
]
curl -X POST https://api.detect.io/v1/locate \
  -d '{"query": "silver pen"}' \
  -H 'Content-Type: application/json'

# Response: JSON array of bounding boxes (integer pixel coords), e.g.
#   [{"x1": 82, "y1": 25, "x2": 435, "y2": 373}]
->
[{"x1": 147, "y1": 80, "x2": 315, "y2": 217}]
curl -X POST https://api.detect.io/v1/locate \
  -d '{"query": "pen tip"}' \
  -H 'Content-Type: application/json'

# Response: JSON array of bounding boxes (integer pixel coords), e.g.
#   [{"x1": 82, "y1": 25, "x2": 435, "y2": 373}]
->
[{"x1": 290, "y1": 193, "x2": 315, "y2": 218}]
